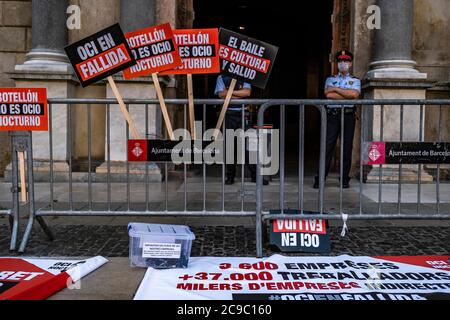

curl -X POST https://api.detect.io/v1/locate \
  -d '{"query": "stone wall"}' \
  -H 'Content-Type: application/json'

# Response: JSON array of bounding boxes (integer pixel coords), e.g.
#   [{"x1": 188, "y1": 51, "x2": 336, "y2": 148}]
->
[
  {"x1": 413, "y1": 0, "x2": 450, "y2": 83},
  {"x1": 0, "y1": 0, "x2": 32, "y2": 177}
]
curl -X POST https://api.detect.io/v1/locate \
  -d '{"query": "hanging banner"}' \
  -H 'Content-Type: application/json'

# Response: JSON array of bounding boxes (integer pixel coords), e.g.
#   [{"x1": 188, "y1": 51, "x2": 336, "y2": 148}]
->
[
  {"x1": 269, "y1": 210, "x2": 331, "y2": 253},
  {"x1": 160, "y1": 28, "x2": 220, "y2": 75},
  {"x1": 134, "y1": 255, "x2": 450, "y2": 300},
  {"x1": 218, "y1": 28, "x2": 278, "y2": 89},
  {"x1": 64, "y1": 23, "x2": 136, "y2": 87},
  {"x1": 128, "y1": 139, "x2": 223, "y2": 163},
  {"x1": 365, "y1": 142, "x2": 450, "y2": 165},
  {"x1": 0, "y1": 256, "x2": 107, "y2": 300},
  {"x1": 0, "y1": 88, "x2": 48, "y2": 131},
  {"x1": 123, "y1": 23, "x2": 182, "y2": 79}
]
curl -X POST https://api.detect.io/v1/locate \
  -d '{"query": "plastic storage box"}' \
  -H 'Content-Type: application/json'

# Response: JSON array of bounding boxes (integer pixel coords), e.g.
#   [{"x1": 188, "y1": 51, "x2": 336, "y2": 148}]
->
[{"x1": 128, "y1": 223, "x2": 195, "y2": 269}]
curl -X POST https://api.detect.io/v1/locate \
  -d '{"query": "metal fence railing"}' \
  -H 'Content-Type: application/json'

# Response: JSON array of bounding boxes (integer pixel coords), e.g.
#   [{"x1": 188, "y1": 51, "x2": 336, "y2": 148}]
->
[
  {"x1": 2, "y1": 98, "x2": 450, "y2": 256},
  {"x1": 255, "y1": 99, "x2": 450, "y2": 257}
]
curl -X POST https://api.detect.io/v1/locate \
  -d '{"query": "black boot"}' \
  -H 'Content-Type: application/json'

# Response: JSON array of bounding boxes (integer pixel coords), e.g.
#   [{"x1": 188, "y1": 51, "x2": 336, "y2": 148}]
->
[
  {"x1": 342, "y1": 178, "x2": 350, "y2": 189},
  {"x1": 251, "y1": 175, "x2": 269, "y2": 185},
  {"x1": 313, "y1": 177, "x2": 319, "y2": 189},
  {"x1": 225, "y1": 176, "x2": 235, "y2": 185}
]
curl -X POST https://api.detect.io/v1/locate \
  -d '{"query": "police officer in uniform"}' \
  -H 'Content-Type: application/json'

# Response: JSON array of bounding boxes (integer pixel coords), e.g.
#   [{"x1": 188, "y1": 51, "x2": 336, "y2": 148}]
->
[
  {"x1": 314, "y1": 51, "x2": 361, "y2": 189},
  {"x1": 215, "y1": 75, "x2": 269, "y2": 185}
]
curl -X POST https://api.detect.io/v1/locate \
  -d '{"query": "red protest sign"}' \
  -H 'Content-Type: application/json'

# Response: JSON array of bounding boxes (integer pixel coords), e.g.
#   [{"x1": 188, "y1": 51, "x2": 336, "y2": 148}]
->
[
  {"x1": 160, "y1": 28, "x2": 220, "y2": 75},
  {"x1": 0, "y1": 88, "x2": 48, "y2": 131},
  {"x1": 123, "y1": 23, "x2": 182, "y2": 79}
]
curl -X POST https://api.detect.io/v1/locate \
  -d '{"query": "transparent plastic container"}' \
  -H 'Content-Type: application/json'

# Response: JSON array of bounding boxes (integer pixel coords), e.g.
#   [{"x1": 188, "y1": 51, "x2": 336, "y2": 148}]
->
[{"x1": 128, "y1": 223, "x2": 195, "y2": 269}]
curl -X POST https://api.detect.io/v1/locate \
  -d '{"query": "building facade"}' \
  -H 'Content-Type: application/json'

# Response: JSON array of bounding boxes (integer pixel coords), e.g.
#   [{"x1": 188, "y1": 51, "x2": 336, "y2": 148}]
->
[{"x1": 0, "y1": 0, "x2": 449, "y2": 180}]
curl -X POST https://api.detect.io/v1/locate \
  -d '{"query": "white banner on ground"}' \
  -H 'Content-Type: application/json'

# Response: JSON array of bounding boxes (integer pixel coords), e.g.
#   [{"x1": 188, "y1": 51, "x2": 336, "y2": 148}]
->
[
  {"x1": 0, "y1": 256, "x2": 108, "y2": 300},
  {"x1": 134, "y1": 254, "x2": 450, "y2": 300}
]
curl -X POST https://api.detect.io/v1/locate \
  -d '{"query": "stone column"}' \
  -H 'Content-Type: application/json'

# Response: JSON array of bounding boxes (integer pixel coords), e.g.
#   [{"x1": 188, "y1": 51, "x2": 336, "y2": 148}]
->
[
  {"x1": 366, "y1": 0, "x2": 425, "y2": 80},
  {"x1": 96, "y1": 0, "x2": 162, "y2": 181},
  {"x1": 9, "y1": 0, "x2": 77, "y2": 181},
  {"x1": 364, "y1": 0, "x2": 434, "y2": 182},
  {"x1": 21, "y1": 0, "x2": 70, "y2": 68}
]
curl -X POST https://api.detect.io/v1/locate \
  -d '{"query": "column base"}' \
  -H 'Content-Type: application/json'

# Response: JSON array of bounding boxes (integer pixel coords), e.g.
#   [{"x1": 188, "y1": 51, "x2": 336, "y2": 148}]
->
[
  {"x1": 366, "y1": 165, "x2": 434, "y2": 183},
  {"x1": 366, "y1": 60, "x2": 428, "y2": 80},
  {"x1": 4, "y1": 160, "x2": 70, "y2": 182},
  {"x1": 96, "y1": 161, "x2": 162, "y2": 182}
]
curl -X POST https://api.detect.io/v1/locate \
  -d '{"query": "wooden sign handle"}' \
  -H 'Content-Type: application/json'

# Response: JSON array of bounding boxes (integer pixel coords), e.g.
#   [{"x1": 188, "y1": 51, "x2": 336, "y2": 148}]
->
[
  {"x1": 152, "y1": 73, "x2": 175, "y2": 140},
  {"x1": 213, "y1": 78, "x2": 237, "y2": 140},
  {"x1": 107, "y1": 76, "x2": 140, "y2": 139},
  {"x1": 18, "y1": 151, "x2": 27, "y2": 203},
  {"x1": 187, "y1": 74, "x2": 196, "y2": 140}
]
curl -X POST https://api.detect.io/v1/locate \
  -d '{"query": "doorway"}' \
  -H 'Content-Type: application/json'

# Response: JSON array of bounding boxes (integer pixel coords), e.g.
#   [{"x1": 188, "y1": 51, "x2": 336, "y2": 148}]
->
[{"x1": 192, "y1": 0, "x2": 334, "y2": 174}]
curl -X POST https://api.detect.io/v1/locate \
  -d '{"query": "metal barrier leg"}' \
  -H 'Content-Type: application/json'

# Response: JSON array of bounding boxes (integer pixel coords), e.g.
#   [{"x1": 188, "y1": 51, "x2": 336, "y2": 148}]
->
[
  {"x1": 8, "y1": 215, "x2": 14, "y2": 234},
  {"x1": 255, "y1": 104, "x2": 270, "y2": 258},
  {"x1": 19, "y1": 132, "x2": 53, "y2": 252},
  {"x1": 36, "y1": 216, "x2": 54, "y2": 241},
  {"x1": 9, "y1": 132, "x2": 30, "y2": 251}
]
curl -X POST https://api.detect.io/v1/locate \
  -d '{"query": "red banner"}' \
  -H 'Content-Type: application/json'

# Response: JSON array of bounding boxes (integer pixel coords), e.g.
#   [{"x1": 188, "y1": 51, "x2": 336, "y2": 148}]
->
[
  {"x1": 123, "y1": 23, "x2": 182, "y2": 79},
  {"x1": 0, "y1": 88, "x2": 48, "y2": 131},
  {"x1": 273, "y1": 219, "x2": 327, "y2": 234},
  {"x1": 0, "y1": 256, "x2": 107, "y2": 300},
  {"x1": 161, "y1": 28, "x2": 220, "y2": 75}
]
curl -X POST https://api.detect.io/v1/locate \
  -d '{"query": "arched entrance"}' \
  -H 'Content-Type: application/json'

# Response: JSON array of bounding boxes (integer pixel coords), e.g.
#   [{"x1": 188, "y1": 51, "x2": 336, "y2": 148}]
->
[{"x1": 189, "y1": 0, "x2": 351, "y2": 175}]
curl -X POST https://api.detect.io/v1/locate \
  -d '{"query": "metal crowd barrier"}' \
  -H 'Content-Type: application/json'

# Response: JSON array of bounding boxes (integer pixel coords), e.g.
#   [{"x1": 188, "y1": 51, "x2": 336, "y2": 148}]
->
[
  {"x1": 255, "y1": 99, "x2": 450, "y2": 257},
  {"x1": 3, "y1": 98, "x2": 450, "y2": 256}
]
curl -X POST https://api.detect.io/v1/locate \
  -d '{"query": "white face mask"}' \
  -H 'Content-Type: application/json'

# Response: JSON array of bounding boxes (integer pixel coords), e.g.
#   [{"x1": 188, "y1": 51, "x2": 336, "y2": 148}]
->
[{"x1": 338, "y1": 61, "x2": 351, "y2": 73}]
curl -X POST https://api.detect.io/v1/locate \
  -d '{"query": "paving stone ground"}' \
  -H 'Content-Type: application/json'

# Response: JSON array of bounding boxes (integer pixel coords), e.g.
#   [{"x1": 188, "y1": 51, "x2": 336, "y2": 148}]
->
[{"x1": 1, "y1": 224, "x2": 449, "y2": 257}]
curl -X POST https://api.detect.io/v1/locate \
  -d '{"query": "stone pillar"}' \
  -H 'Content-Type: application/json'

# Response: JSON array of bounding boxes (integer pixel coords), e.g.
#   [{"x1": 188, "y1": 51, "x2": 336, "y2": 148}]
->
[
  {"x1": 364, "y1": 0, "x2": 434, "y2": 182},
  {"x1": 366, "y1": 0, "x2": 424, "y2": 80},
  {"x1": 9, "y1": 0, "x2": 77, "y2": 180},
  {"x1": 96, "y1": 0, "x2": 162, "y2": 181}
]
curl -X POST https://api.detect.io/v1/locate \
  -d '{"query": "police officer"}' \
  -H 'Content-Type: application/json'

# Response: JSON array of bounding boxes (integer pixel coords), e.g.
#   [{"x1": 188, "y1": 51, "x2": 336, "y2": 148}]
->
[
  {"x1": 215, "y1": 75, "x2": 269, "y2": 185},
  {"x1": 314, "y1": 51, "x2": 361, "y2": 189}
]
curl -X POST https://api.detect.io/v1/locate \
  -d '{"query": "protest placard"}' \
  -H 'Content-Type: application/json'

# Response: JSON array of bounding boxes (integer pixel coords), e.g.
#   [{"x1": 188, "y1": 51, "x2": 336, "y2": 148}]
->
[
  {"x1": 65, "y1": 23, "x2": 140, "y2": 139},
  {"x1": 214, "y1": 29, "x2": 278, "y2": 137},
  {"x1": 0, "y1": 88, "x2": 49, "y2": 202},
  {"x1": 161, "y1": 28, "x2": 220, "y2": 139},
  {"x1": 124, "y1": 23, "x2": 183, "y2": 140}
]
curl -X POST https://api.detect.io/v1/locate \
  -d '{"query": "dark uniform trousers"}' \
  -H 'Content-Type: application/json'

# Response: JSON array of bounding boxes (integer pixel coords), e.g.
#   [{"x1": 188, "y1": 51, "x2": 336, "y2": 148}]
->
[
  {"x1": 317, "y1": 109, "x2": 356, "y2": 183},
  {"x1": 224, "y1": 111, "x2": 256, "y2": 179}
]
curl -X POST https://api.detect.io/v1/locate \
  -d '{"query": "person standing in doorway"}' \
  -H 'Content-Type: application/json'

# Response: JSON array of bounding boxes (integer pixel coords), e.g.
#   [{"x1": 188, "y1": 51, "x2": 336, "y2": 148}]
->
[
  {"x1": 215, "y1": 75, "x2": 269, "y2": 185},
  {"x1": 314, "y1": 51, "x2": 361, "y2": 189}
]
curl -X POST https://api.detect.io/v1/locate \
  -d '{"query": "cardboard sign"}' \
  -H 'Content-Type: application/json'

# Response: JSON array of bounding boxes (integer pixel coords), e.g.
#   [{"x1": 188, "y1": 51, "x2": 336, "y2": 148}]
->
[
  {"x1": 269, "y1": 210, "x2": 331, "y2": 253},
  {"x1": 160, "y1": 28, "x2": 220, "y2": 75},
  {"x1": 365, "y1": 142, "x2": 450, "y2": 165},
  {"x1": 123, "y1": 23, "x2": 182, "y2": 79},
  {"x1": 65, "y1": 23, "x2": 136, "y2": 87},
  {"x1": 218, "y1": 28, "x2": 278, "y2": 89},
  {"x1": 0, "y1": 88, "x2": 48, "y2": 131},
  {"x1": 128, "y1": 139, "x2": 223, "y2": 163}
]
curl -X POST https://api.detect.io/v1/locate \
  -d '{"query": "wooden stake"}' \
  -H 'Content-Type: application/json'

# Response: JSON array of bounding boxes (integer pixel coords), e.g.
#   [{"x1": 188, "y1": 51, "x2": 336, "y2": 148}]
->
[
  {"x1": 107, "y1": 76, "x2": 140, "y2": 139},
  {"x1": 187, "y1": 74, "x2": 196, "y2": 140},
  {"x1": 213, "y1": 78, "x2": 237, "y2": 140},
  {"x1": 18, "y1": 151, "x2": 27, "y2": 203},
  {"x1": 152, "y1": 73, "x2": 175, "y2": 140}
]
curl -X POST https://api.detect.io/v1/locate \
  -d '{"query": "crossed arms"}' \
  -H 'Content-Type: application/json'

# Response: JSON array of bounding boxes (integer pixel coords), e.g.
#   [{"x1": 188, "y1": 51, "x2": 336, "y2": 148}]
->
[
  {"x1": 218, "y1": 88, "x2": 251, "y2": 99},
  {"x1": 325, "y1": 87, "x2": 359, "y2": 100}
]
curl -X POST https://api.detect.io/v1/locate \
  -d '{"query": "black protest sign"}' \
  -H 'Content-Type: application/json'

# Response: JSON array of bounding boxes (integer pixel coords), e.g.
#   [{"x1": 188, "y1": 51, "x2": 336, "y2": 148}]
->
[
  {"x1": 385, "y1": 142, "x2": 450, "y2": 164},
  {"x1": 269, "y1": 210, "x2": 331, "y2": 253},
  {"x1": 218, "y1": 28, "x2": 278, "y2": 89},
  {"x1": 65, "y1": 23, "x2": 136, "y2": 87}
]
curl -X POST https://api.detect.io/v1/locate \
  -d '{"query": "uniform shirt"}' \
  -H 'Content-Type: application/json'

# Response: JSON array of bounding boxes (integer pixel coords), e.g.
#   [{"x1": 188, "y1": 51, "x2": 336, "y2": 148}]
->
[
  {"x1": 214, "y1": 75, "x2": 251, "y2": 111},
  {"x1": 324, "y1": 73, "x2": 361, "y2": 108}
]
